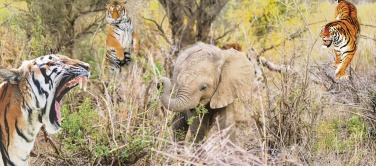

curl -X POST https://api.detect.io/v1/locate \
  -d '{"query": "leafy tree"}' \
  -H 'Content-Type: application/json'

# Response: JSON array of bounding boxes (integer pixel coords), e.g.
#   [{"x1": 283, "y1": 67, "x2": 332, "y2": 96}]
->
[
  {"x1": 21, "y1": 0, "x2": 109, "y2": 56},
  {"x1": 248, "y1": 0, "x2": 306, "y2": 48}
]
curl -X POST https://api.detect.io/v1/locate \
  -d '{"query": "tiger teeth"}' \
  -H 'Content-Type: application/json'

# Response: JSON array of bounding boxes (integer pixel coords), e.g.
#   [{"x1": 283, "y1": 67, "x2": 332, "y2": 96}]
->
[
  {"x1": 79, "y1": 78, "x2": 83, "y2": 89},
  {"x1": 82, "y1": 77, "x2": 87, "y2": 91},
  {"x1": 67, "y1": 80, "x2": 76, "y2": 88},
  {"x1": 58, "y1": 118, "x2": 64, "y2": 124},
  {"x1": 77, "y1": 77, "x2": 88, "y2": 91}
]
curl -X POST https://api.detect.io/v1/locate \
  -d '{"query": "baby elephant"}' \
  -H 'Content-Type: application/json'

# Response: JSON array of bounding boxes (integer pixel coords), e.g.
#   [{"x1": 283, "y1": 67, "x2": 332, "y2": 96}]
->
[{"x1": 160, "y1": 43, "x2": 255, "y2": 143}]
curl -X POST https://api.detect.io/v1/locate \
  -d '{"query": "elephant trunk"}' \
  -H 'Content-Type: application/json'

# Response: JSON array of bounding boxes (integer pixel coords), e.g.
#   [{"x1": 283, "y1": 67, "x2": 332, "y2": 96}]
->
[{"x1": 160, "y1": 77, "x2": 198, "y2": 112}]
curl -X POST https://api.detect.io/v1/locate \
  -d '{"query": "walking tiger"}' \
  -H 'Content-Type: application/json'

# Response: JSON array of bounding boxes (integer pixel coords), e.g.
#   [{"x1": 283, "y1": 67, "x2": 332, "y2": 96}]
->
[{"x1": 320, "y1": 0, "x2": 360, "y2": 79}]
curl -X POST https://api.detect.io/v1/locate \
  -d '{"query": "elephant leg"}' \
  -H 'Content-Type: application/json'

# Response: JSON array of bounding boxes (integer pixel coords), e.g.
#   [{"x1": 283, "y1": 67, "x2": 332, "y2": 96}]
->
[
  {"x1": 171, "y1": 112, "x2": 189, "y2": 142},
  {"x1": 216, "y1": 104, "x2": 236, "y2": 142},
  {"x1": 188, "y1": 109, "x2": 214, "y2": 143}
]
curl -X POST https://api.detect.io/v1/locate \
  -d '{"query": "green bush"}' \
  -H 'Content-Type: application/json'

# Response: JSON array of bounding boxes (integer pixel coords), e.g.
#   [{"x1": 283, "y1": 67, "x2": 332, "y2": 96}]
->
[
  {"x1": 59, "y1": 98, "x2": 99, "y2": 155},
  {"x1": 314, "y1": 119, "x2": 346, "y2": 153},
  {"x1": 347, "y1": 115, "x2": 367, "y2": 136}
]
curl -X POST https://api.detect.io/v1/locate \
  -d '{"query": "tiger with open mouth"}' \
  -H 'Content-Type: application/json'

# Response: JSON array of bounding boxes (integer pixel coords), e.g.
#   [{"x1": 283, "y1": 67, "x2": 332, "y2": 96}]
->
[{"x1": 0, "y1": 54, "x2": 90, "y2": 165}]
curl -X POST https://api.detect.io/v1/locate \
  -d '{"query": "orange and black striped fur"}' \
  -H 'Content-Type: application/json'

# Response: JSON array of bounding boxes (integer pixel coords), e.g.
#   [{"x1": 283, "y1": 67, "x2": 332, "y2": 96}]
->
[
  {"x1": 0, "y1": 55, "x2": 90, "y2": 165},
  {"x1": 320, "y1": 0, "x2": 359, "y2": 79},
  {"x1": 334, "y1": 0, "x2": 358, "y2": 23},
  {"x1": 105, "y1": 1, "x2": 140, "y2": 72}
]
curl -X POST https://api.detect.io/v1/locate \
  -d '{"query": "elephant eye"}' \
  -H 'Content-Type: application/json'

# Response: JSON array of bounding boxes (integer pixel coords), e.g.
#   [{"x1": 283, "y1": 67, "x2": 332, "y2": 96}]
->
[{"x1": 200, "y1": 85, "x2": 207, "y2": 92}]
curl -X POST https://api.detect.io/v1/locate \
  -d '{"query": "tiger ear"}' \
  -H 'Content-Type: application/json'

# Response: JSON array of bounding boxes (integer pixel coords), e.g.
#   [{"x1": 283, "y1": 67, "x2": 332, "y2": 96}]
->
[
  {"x1": 0, "y1": 67, "x2": 23, "y2": 84},
  {"x1": 123, "y1": 1, "x2": 127, "y2": 4}
]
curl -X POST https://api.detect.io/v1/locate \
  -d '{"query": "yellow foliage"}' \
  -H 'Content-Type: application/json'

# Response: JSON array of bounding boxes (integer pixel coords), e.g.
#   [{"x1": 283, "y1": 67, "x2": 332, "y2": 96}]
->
[{"x1": 0, "y1": 1, "x2": 27, "y2": 21}]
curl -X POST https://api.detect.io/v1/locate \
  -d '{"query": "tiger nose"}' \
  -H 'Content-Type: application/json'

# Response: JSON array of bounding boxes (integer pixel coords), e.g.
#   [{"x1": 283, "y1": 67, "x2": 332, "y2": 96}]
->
[{"x1": 113, "y1": 13, "x2": 120, "y2": 19}]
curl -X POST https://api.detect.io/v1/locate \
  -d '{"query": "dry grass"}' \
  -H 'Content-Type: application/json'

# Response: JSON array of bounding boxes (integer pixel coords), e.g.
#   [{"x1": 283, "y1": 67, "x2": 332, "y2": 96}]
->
[{"x1": 152, "y1": 126, "x2": 265, "y2": 165}]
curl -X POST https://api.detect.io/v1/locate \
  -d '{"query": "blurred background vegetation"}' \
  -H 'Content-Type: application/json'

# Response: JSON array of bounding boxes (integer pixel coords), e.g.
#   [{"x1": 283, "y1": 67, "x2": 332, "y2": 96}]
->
[{"x1": 0, "y1": 0, "x2": 376, "y2": 165}]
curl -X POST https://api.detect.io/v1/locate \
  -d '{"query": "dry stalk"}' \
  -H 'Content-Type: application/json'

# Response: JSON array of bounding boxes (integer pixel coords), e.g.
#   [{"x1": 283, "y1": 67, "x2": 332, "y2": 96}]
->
[
  {"x1": 100, "y1": 81, "x2": 118, "y2": 146},
  {"x1": 152, "y1": 125, "x2": 267, "y2": 165}
]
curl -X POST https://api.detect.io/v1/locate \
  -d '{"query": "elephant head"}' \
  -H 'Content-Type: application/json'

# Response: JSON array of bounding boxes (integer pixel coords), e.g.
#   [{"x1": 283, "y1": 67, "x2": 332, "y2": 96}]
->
[{"x1": 160, "y1": 43, "x2": 255, "y2": 113}]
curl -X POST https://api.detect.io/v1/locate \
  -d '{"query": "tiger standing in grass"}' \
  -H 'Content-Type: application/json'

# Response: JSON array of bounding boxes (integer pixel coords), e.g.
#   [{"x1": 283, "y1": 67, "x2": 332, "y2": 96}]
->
[
  {"x1": 0, "y1": 55, "x2": 90, "y2": 166},
  {"x1": 105, "y1": 1, "x2": 140, "y2": 73},
  {"x1": 320, "y1": 0, "x2": 360, "y2": 79}
]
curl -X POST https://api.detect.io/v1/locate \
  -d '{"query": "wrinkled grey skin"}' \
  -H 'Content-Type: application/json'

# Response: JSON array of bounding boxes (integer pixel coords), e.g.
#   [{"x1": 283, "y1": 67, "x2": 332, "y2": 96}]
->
[{"x1": 160, "y1": 43, "x2": 255, "y2": 143}]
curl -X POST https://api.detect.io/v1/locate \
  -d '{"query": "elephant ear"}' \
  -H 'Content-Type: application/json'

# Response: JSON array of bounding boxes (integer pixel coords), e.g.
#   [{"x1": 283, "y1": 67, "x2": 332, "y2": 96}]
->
[
  {"x1": 210, "y1": 49, "x2": 255, "y2": 109},
  {"x1": 0, "y1": 67, "x2": 23, "y2": 84}
]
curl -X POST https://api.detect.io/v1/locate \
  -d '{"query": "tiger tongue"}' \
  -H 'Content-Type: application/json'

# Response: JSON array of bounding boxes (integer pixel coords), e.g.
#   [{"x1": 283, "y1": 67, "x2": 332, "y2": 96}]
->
[{"x1": 54, "y1": 101, "x2": 62, "y2": 122}]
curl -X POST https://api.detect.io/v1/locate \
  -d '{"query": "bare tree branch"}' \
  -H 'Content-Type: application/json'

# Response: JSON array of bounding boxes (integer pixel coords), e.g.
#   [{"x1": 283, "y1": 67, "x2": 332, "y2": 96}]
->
[
  {"x1": 215, "y1": 23, "x2": 240, "y2": 41},
  {"x1": 143, "y1": 17, "x2": 172, "y2": 44},
  {"x1": 248, "y1": 49, "x2": 292, "y2": 74},
  {"x1": 256, "y1": 20, "x2": 326, "y2": 56},
  {"x1": 360, "y1": 34, "x2": 376, "y2": 42},
  {"x1": 360, "y1": 23, "x2": 376, "y2": 28},
  {"x1": 248, "y1": 48, "x2": 362, "y2": 104}
]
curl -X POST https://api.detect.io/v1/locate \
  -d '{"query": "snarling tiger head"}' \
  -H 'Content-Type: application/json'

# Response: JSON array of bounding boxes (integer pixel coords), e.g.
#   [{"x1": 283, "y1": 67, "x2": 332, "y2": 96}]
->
[
  {"x1": 105, "y1": 1, "x2": 129, "y2": 25},
  {"x1": 0, "y1": 54, "x2": 90, "y2": 134},
  {"x1": 320, "y1": 24, "x2": 336, "y2": 48}
]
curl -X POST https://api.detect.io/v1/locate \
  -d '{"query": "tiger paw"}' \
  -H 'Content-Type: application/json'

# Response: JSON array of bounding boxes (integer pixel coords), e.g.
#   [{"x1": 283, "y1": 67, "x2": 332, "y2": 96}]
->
[
  {"x1": 332, "y1": 62, "x2": 340, "y2": 67},
  {"x1": 123, "y1": 57, "x2": 132, "y2": 65},
  {"x1": 335, "y1": 69, "x2": 348, "y2": 79},
  {"x1": 123, "y1": 52, "x2": 132, "y2": 65}
]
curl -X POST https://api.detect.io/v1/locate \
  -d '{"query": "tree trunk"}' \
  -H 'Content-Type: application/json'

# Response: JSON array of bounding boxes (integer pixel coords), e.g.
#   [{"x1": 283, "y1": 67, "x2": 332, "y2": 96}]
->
[
  {"x1": 158, "y1": 0, "x2": 229, "y2": 51},
  {"x1": 196, "y1": 0, "x2": 228, "y2": 43}
]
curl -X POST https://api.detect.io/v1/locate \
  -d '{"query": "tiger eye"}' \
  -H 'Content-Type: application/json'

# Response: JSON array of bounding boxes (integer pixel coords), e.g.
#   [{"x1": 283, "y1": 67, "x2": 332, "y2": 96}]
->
[{"x1": 47, "y1": 61, "x2": 55, "y2": 66}]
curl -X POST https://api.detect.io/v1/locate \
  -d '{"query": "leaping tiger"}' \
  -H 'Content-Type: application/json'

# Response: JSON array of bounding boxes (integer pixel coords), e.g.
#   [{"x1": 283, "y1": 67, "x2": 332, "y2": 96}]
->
[
  {"x1": 0, "y1": 54, "x2": 90, "y2": 165},
  {"x1": 105, "y1": 0, "x2": 140, "y2": 73},
  {"x1": 320, "y1": 0, "x2": 360, "y2": 79}
]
